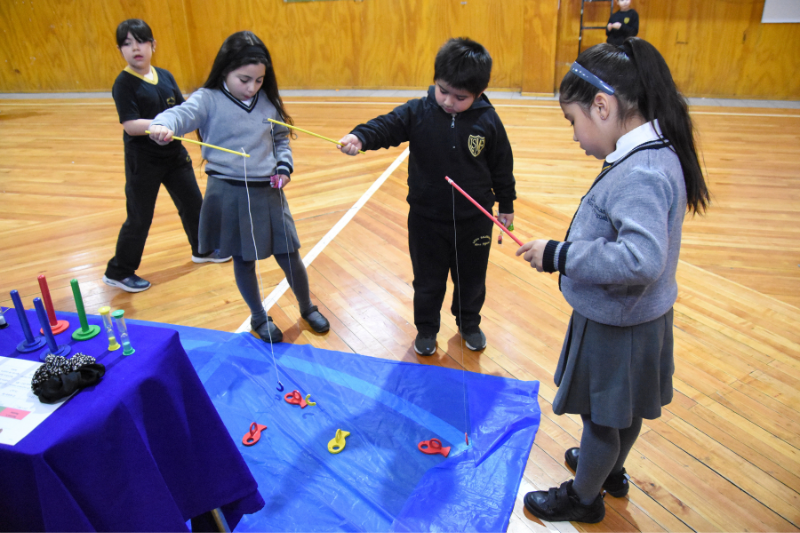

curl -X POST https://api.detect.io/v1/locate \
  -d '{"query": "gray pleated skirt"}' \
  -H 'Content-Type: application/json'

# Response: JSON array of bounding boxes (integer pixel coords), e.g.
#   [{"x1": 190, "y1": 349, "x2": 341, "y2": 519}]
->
[
  {"x1": 552, "y1": 308, "x2": 675, "y2": 428},
  {"x1": 199, "y1": 176, "x2": 300, "y2": 261}
]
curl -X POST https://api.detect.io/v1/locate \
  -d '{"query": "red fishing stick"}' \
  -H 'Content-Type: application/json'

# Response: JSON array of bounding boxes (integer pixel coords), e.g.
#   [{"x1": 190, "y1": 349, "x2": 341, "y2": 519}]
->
[{"x1": 445, "y1": 176, "x2": 524, "y2": 246}]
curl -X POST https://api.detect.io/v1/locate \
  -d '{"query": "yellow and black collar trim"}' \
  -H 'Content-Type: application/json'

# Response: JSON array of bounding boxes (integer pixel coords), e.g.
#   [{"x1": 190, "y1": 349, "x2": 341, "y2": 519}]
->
[{"x1": 123, "y1": 66, "x2": 159, "y2": 85}]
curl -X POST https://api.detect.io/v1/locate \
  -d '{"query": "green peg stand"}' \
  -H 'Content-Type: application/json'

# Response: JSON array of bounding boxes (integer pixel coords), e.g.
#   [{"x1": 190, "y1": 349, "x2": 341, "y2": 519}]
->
[{"x1": 71, "y1": 279, "x2": 101, "y2": 341}]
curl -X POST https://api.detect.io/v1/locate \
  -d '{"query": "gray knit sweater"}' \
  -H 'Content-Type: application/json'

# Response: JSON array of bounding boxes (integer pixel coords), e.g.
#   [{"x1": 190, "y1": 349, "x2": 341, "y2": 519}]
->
[
  {"x1": 543, "y1": 132, "x2": 687, "y2": 327},
  {"x1": 151, "y1": 87, "x2": 292, "y2": 181}
]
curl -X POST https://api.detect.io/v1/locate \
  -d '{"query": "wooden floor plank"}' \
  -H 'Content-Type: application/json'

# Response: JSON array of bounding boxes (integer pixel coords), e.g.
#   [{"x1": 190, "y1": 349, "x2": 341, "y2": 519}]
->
[{"x1": 2, "y1": 98, "x2": 799, "y2": 531}]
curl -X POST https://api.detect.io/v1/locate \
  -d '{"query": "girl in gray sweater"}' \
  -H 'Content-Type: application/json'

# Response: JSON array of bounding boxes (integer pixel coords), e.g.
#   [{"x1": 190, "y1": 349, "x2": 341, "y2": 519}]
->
[
  {"x1": 518, "y1": 38, "x2": 709, "y2": 523},
  {"x1": 149, "y1": 32, "x2": 329, "y2": 342}
]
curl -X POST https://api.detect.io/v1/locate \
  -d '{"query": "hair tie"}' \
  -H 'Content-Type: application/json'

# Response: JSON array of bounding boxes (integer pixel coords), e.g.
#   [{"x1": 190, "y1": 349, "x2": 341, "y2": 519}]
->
[
  {"x1": 234, "y1": 45, "x2": 268, "y2": 62},
  {"x1": 570, "y1": 62, "x2": 615, "y2": 95}
]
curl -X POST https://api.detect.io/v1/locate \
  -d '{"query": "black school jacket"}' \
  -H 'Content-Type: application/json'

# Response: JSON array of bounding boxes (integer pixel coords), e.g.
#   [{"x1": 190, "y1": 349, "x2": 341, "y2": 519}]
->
[{"x1": 351, "y1": 86, "x2": 515, "y2": 222}]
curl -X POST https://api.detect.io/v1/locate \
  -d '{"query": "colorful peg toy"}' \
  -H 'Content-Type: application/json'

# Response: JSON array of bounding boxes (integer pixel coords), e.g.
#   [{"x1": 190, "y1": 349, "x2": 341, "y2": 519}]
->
[
  {"x1": 33, "y1": 297, "x2": 70, "y2": 361},
  {"x1": 37, "y1": 274, "x2": 69, "y2": 334},
  {"x1": 327, "y1": 429, "x2": 350, "y2": 454},
  {"x1": 10, "y1": 290, "x2": 46, "y2": 353},
  {"x1": 70, "y1": 279, "x2": 100, "y2": 341}
]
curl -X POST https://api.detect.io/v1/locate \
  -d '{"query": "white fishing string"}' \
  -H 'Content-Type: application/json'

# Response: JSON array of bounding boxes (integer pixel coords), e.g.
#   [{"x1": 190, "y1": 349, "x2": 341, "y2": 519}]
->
[
  {"x1": 277, "y1": 185, "x2": 297, "y2": 316},
  {"x1": 451, "y1": 186, "x2": 471, "y2": 447},
  {"x1": 271, "y1": 118, "x2": 298, "y2": 323},
  {"x1": 242, "y1": 147, "x2": 281, "y2": 387}
]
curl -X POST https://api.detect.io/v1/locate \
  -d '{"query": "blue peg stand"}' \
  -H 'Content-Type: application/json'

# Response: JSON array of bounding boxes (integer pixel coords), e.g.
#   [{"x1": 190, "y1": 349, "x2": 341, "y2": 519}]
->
[
  {"x1": 10, "y1": 290, "x2": 46, "y2": 353},
  {"x1": 33, "y1": 297, "x2": 70, "y2": 361}
]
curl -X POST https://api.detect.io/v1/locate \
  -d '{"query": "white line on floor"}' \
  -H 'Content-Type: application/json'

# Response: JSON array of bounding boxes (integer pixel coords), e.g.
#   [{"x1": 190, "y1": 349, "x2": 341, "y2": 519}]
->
[{"x1": 236, "y1": 147, "x2": 411, "y2": 333}]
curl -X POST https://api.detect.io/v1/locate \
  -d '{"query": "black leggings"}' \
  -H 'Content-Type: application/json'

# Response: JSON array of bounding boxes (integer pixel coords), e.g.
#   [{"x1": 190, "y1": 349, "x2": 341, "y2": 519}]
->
[
  {"x1": 233, "y1": 251, "x2": 312, "y2": 327},
  {"x1": 572, "y1": 415, "x2": 643, "y2": 503}
]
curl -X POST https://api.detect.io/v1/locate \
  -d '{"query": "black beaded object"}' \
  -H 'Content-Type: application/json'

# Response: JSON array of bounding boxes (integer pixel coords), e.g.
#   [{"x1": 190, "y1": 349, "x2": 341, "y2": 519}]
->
[
  {"x1": 31, "y1": 352, "x2": 105, "y2": 403},
  {"x1": 31, "y1": 353, "x2": 97, "y2": 391}
]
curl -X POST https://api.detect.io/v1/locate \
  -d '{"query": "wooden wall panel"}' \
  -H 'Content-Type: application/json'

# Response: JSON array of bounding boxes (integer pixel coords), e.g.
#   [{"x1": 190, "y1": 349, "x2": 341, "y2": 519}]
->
[
  {"x1": 521, "y1": 0, "x2": 559, "y2": 94},
  {"x1": 0, "y1": 0, "x2": 197, "y2": 93},
  {"x1": 555, "y1": 0, "x2": 800, "y2": 99},
  {"x1": 1, "y1": 0, "x2": 798, "y2": 98},
  {"x1": 0, "y1": 0, "x2": 527, "y2": 93}
]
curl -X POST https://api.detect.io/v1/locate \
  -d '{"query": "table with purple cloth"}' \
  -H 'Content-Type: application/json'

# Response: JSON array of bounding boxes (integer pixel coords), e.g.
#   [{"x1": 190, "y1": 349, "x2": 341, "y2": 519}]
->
[{"x1": 0, "y1": 309, "x2": 265, "y2": 532}]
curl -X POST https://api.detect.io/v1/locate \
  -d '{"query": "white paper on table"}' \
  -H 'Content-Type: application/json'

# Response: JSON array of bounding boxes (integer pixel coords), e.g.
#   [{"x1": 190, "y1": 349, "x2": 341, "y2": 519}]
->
[{"x1": 0, "y1": 357, "x2": 70, "y2": 446}]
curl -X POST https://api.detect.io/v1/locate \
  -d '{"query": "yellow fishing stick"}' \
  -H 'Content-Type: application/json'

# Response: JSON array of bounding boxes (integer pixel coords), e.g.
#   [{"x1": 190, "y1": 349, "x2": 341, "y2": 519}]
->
[
  {"x1": 144, "y1": 130, "x2": 250, "y2": 157},
  {"x1": 267, "y1": 118, "x2": 365, "y2": 154}
]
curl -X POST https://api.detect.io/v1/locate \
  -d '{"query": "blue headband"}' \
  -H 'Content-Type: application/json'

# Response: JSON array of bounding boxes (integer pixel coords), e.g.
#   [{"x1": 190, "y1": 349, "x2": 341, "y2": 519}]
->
[{"x1": 570, "y1": 62, "x2": 615, "y2": 95}]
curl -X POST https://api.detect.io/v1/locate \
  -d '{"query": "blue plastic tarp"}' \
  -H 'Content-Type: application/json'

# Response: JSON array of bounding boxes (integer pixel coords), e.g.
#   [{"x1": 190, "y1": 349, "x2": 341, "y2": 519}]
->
[{"x1": 146, "y1": 323, "x2": 540, "y2": 532}]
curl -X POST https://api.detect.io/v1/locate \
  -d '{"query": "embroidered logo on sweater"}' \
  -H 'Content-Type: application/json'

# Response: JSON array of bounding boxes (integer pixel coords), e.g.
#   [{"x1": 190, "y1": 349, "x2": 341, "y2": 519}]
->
[
  {"x1": 624, "y1": 17, "x2": 630, "y2": 24},
  {"x1": 468, "y1": 135, "x2": 486, "y2": 157},
  {"x1": 472, "y1": 235, "x2": 491, "y2": 246},
  {"x1": 587, "y1": 196, "x2": 609, "y2": 222},
  {"x1": 166, "y1": 96, "x2": 176, "y2": 106}
]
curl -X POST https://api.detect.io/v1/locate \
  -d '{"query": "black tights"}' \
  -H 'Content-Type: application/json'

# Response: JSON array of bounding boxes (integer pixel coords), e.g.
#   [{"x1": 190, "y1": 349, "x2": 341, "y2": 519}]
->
[
  {"x1": 232, "y1": 251, "x2": 312, "y2": 327},
  {"x1": 572, "y1": 415, "x2": 643, "y2": 504}
]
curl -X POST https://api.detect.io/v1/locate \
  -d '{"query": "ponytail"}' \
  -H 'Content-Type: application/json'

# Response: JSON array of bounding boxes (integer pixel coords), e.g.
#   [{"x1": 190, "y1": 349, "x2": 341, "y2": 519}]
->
[{"x1": 560, "y1": 38, "x2": 709, "y2": 214}]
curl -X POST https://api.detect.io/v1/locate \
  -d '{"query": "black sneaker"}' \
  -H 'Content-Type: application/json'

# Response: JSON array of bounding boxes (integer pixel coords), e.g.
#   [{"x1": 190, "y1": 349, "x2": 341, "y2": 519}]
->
[
  {"x1": 459, "y1": 327, "x2": 486, "y2": 351},
  {"x1": 565, "y1": 447, "x2": 629, "y2": 497},
  {"x1": 302, "y1": 306, "x2": 330, "y2": 333},
  {"x1": 192, "y1": 250, "x2": 232, "y2": 263},
  {"x1": 414, "y1": 333, "x2": 437, "y2": 356},
  {"x1": 102, "y1": 274, "x2": 151, "y2": 293},
  {"x1": 252, "y1": 317, "x2": 283, "y2": 343},
  {"x1": 524, "y1": 480, "x2": 605, "y2": 523}
]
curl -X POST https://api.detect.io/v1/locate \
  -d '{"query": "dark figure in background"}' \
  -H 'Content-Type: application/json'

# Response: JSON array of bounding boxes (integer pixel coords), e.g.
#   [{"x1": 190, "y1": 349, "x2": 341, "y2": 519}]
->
[{"x1": 606, "y1": 0, "x2": 639, "y2": 46}]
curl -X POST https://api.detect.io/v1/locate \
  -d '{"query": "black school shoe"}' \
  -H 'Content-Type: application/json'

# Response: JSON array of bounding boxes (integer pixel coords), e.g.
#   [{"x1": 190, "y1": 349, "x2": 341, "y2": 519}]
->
[
  {"x1": 252, "y1": 317, "x2": 283, "y2": 343},
  {"x1": 302, "y1": 306, "x2": 330, "y2": 333},
  {"x1": 458, "y1": 327, "x2": 486, "y2": 351},
  {"x1": 102, "y1": 274, "x2": 151, "y2": 293},
  {"x1": 414, "y1": 333, "x2": 437, "y2": 356},
  {"x1": 565, "y1": 447, "x2": 629, "y2": 497},
  {"x1": 524, "y1": 480, "x2": 605, "y2": 523}
]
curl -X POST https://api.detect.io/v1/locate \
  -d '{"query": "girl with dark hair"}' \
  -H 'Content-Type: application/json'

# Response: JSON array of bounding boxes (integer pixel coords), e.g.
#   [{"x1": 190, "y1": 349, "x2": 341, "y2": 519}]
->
[
  {"x1": 104, "y1": 19, "x2": 230, "y2": 294},
  {"x1": 517, "y1": 37, "x2": 708, "y2": 523},
  {"x1": 149, "y1": 31, "x2": 329, "y2": 342}
]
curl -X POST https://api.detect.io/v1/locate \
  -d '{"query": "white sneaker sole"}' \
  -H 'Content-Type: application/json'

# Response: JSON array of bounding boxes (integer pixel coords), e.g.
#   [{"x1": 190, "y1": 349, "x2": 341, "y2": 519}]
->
[
  {"x1": 102, "y1": 275, "x2": 150, "y2": 293},
  {"x1": 192, "y1": 255, "x2": 233, "y2": 264},
  {"x1": 465, "y1": 341, "x2": 486, "y2": 351}
]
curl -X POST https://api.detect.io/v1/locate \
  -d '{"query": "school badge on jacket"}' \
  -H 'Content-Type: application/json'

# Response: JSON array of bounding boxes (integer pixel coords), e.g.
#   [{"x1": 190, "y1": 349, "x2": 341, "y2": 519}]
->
[{"x1": 468, "y1": 135, "x2": 486, "y2": 157}]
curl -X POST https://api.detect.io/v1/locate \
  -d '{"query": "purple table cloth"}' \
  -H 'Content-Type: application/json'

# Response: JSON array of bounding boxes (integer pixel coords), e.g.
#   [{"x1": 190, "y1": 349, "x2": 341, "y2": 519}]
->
[{"x1": 0, "y1": 309, "x2": 264, "y2": 532}]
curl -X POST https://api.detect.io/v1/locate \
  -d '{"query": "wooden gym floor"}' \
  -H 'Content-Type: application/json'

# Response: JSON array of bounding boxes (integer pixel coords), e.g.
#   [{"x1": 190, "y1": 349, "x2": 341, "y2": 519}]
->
[{"x1": 0, "y1": 95, "x2": 798, "y2": 532}]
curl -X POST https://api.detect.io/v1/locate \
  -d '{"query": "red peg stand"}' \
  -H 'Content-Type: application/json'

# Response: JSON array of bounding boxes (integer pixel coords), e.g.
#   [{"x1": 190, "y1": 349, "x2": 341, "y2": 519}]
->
[{"x1": 38, "y1": 275, "x2": 69, "y2": 334}]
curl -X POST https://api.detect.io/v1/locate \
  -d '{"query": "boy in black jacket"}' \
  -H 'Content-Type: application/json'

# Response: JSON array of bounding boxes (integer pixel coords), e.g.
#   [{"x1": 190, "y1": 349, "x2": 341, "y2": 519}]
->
[
  {"x1": 338, "y1": 37, "x2": 516, "y2": 356},
  {"x1": 606, "y1": 0, "x2": 639, "y2": 46}
]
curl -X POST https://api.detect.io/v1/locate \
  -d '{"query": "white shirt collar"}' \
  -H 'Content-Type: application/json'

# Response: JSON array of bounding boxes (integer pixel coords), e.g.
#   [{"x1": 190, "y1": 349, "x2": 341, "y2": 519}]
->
[
  {"x1": 606, "y1": 120, "x2": 662, "y2": 163},
  {"x1": 222, "y1": 81, "x2": 253, "y2": 106}
]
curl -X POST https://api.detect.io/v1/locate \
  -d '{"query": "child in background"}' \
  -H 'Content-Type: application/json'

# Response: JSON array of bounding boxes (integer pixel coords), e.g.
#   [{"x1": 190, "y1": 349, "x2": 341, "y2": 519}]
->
[
  {"x1": 517, "y1": 37, "x2": 708, "y2": 523},
  {"x1": 104, "y1": 19, "x2": 230, "y2": 293},
  {"x1": 338, "y1": 37, "x2": 516, "y2": 356},
  {"x1": 606, "y1": 0, "x2": 639, "y2": 46},
  {"x1": 149, "y1": 31, "x2": 329, "y2": 342}
]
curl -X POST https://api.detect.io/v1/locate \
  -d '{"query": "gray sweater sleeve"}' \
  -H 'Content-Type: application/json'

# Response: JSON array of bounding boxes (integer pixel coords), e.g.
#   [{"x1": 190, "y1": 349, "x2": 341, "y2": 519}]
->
[
  {"x1": 151, "y1": 89, "x2": 211, "y2": 137},
  {"x1": 546, "y1": 167, "x2": 676, "y2": 285},
  {"x1": 271, "y1": 120, "x2": 293, "y2": 176}
]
